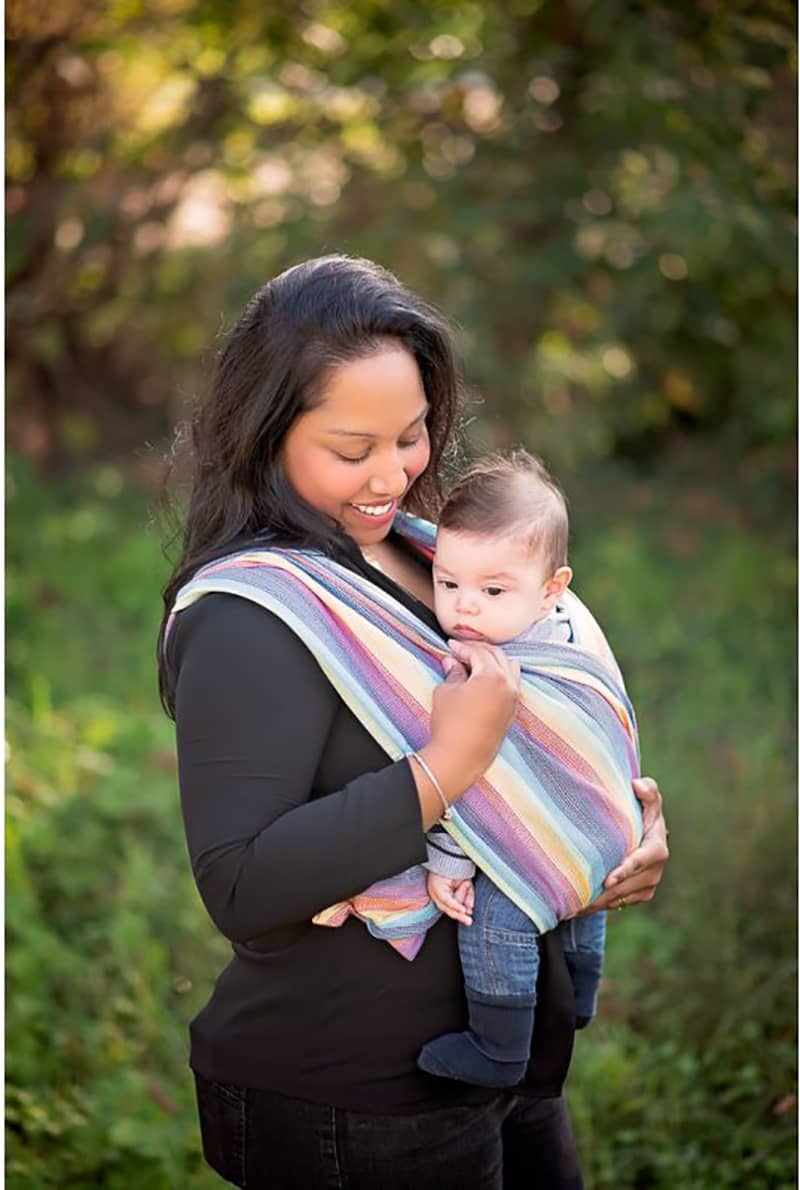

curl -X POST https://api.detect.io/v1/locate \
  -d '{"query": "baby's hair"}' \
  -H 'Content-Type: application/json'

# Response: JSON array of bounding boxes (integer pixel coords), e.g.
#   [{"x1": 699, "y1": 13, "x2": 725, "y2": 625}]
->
[{"x1": 439, "y1": 448, "x2": 569, "y2": 576}]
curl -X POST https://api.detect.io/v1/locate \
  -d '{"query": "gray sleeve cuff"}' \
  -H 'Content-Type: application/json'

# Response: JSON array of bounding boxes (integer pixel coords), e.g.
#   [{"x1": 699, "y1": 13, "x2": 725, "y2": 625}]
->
[{"x1": 423, "y1": 834, "x2": 477, "y2": 880}]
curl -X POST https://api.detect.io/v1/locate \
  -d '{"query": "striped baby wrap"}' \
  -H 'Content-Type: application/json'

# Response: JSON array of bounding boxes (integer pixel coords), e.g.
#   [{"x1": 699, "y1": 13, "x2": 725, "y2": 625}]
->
[{"x1": 168, "y1": 512, "x2": 642, "y2": 960}]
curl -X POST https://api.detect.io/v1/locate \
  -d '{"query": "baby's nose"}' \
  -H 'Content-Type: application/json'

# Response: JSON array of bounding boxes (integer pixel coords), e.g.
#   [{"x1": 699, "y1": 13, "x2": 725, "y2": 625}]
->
[{"x1": 455, "y1": 593, "x2": 479, "y2": 615}]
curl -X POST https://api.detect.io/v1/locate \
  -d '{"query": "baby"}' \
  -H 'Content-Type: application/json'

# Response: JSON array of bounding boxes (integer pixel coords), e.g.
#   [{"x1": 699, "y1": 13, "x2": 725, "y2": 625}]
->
[{"x1": 418, "y1": 449, "x2": 608, "y2": 1088}]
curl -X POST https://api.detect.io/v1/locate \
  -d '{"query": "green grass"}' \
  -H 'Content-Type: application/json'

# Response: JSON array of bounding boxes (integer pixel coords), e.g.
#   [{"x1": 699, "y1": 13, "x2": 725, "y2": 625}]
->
[{"x1": 6, "y1": 449, "x2": 796, "y2": 1188}]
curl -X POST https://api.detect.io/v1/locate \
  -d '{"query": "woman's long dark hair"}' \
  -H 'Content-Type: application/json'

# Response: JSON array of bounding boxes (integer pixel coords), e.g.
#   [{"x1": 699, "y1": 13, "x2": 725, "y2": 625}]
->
[{"x1": 157, "y1": 254, "x2": 465, "y2": 715}]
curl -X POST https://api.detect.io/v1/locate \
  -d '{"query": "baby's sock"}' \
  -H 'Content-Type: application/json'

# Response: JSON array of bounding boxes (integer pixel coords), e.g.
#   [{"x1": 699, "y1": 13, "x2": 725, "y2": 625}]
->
[{"x1": 417, "y1": 991, "x2": 535, "y2": 1089}]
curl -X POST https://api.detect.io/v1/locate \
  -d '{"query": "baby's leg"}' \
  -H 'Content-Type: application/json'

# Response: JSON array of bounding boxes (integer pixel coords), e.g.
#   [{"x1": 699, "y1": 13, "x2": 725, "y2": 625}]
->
[
  {"x1": 558, "y1": 911, "x2": 607, "y2": 1028},
  {"x1": 418, "y1": 875, "x2": 539, "y2": 1088}
]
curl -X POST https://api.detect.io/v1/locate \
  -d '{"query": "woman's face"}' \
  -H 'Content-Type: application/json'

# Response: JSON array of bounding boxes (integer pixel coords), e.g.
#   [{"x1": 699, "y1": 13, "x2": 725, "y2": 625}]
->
[{"x1": 282, "y1": 346, "x2": 431, "y2": 546}]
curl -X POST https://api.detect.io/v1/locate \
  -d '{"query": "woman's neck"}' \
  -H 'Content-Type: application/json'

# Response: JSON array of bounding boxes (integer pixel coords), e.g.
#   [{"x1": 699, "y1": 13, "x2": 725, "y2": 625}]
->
[{"x1": 361, "y1": 537, "x2": 435, "y2": 611}]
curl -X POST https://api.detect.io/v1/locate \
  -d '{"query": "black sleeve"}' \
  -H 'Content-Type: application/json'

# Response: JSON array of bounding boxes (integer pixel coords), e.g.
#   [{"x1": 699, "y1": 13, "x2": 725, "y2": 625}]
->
[{"x1": 169, "y1": 593, "x2": 427, "y2": 943}]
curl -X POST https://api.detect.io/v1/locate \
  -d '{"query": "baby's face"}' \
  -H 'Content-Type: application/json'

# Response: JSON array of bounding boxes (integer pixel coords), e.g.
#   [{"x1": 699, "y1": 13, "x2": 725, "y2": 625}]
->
[{"x1": 433, "y1": 529, "x2": 555, "y2": 645}]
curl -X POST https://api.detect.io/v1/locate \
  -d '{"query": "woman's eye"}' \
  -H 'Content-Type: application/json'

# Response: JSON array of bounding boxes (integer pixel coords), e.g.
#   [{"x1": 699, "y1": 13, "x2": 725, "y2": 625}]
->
[
  {"x1": 335, "y1": 437, "x2": 419, "y2": 464},
  {"x1": 485, "y1": 587, "x2": 505, "y2": 597},
  {"x1": 335, "y1": 452, "x2": 369, "y2": 464}
]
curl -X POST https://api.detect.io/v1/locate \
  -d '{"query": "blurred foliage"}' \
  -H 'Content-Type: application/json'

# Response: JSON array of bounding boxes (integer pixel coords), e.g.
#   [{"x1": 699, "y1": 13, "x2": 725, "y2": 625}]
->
[
  {"x1": 6, "y1": 447, "x2": 796, "y2": 1187},
  {"x1": 6, "y1": 0, "x2": 796, "y2": 469},
  {"x1": 6, "y1": 2, "x2": 797, "y2": 1187},
  {"x1": 6, "y1": 457, "x2": 226, "y2": 1187},
  {"x1": 566, "y1": 445, "x2": 796, "y2": 1188}
]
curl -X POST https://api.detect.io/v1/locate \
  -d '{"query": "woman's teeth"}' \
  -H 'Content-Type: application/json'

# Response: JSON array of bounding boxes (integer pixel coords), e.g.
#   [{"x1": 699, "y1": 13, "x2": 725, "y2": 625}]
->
[{"x1": 352, "y1": 501, "x2": 394, "y2": 517}]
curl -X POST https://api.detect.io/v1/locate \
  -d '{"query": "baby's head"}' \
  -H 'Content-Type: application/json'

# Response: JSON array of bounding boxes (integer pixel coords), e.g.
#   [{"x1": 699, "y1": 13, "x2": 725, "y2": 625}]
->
[{"x1": 434, "y1": 450, "x2": 572, "y2": 645}]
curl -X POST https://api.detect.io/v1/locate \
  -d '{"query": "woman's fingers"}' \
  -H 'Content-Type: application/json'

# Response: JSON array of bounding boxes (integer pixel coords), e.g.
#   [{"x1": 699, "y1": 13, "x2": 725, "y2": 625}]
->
[
  {"x1": 441, "y1": 655, "x2": 468, "y2": 683},
  {"x1": 447, "y1": 639, "x2": 521, "y2": 687},
  {"x1": 632, "y1": 775, "x2": 661, "y2": 803},
  {"x1": 428, "y1": 641, "x2": 522, "y2": 797},
  {"x1": 583, "y1": 867, "x2": 663, "y2": 912},
  {"x1": 607, "y1": 774, "x2": 670, "y2": 887},
  {"x1": 591, "y1": 836, "x2": 669, "y2": 911},
  {"x1": 631, "y1": 775, "x2": 666, "y2": 837},
  {"x1": 583, "y1": 783, "x2": 670, "y2": 911},
  {"x1": 606, "y1": 832, "x2": 670, "y2": 887},
  {"x1": 594, "y1": 870, "x2": 663, "y2": 910}
]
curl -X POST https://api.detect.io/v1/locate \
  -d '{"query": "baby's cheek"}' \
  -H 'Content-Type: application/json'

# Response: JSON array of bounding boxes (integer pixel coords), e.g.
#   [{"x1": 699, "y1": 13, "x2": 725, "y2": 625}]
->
[
  {"x1": 433, "y1": 595, "x2": 453, "y2": 631},
  {"x1": 505, "y1": 600, "x2": 535, "y2": 637}
]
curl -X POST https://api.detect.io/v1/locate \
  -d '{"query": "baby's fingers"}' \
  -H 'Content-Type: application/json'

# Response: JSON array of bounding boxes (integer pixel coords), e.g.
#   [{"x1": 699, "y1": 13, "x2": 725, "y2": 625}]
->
[
  {"x1": 430, "y1": 888, "x2": 473, "y2": 926},
  {"x1": 452, "y1": 880, "x2": 475, "y2": 914}
]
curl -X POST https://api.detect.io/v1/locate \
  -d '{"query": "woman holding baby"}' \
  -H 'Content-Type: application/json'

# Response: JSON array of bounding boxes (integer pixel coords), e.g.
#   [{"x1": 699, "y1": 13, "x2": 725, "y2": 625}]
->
[{"x1": 159, "y1": 255, "x2": 669, "y2": 1189}]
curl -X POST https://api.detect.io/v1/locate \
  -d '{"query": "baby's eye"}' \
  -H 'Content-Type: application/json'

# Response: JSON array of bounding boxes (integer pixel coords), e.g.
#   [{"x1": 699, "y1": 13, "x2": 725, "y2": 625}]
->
[
  {"x1": 485, "y1": 587, "x2": 505, "y2": 598},
  {"x1": 436, "y1": 579, "x2": 458, "y2": 590}
]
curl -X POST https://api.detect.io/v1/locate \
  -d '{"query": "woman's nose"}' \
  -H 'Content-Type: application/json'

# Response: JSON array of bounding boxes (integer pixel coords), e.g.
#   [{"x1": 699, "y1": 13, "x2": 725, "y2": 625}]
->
[{"x1": 368, "y1": 463, "x2": 407, "y2": 498}]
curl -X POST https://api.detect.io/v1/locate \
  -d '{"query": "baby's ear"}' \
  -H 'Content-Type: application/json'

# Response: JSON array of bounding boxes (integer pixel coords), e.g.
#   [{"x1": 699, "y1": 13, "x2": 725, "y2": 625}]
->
[
  {"x1": 544, "y1": 566, "x2": 573, "y2": 602},
  {"x1": 555, "y1": 565, "x2": 572, "y2": 592}
]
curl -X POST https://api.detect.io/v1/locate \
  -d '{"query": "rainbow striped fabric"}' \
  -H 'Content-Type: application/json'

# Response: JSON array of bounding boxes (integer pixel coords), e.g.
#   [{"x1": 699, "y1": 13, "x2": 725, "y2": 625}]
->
[{"x1": 168, "y1": 512, "x2": 642, "y2": 960}]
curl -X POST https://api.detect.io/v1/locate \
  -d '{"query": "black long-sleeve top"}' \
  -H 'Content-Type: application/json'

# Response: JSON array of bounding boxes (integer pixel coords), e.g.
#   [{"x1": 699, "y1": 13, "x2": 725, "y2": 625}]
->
[{"x1": 165, "y1": 534, "x2": 576, "y2": 1113}]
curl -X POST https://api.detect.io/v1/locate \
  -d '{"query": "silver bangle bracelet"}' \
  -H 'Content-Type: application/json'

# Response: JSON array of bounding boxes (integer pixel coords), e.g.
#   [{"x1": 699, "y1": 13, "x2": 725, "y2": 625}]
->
[{"x1": 408, "y1": 751, "x2": 452, "y2": 820}]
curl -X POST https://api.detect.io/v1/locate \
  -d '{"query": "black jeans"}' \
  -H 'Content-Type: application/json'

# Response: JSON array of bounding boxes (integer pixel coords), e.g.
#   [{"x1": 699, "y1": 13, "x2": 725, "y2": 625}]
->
[{"x1": 194, "y1": 1071, "x2": 584, "y2": 1189}]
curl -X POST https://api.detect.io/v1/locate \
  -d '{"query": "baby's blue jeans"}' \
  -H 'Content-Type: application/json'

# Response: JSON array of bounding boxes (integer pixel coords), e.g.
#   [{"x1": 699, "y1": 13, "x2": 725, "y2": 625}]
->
[{"x1": 458, "y1": 874, "x2": 607, "y2": 1023}]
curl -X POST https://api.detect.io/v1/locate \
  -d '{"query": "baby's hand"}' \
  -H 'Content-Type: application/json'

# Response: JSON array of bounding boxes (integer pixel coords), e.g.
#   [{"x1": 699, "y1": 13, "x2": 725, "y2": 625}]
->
[{"x1": 427, "y1": 873, "x2": 474, "y2": 926}]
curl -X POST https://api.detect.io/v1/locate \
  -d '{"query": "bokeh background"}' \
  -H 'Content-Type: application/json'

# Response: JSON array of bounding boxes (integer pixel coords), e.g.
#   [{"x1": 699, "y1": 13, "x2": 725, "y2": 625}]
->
[{"x1": 6, "y1": 3, "x2": 797, "y2": 1187}]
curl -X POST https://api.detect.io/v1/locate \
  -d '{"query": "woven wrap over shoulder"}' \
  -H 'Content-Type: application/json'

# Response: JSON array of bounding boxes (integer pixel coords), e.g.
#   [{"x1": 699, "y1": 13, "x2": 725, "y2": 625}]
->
[{"x1": 168, "y1": 512, "x2": 642, "y2": 961}]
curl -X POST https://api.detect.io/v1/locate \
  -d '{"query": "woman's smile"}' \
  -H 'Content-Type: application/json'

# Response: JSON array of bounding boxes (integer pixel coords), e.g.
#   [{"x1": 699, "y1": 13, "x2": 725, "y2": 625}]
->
[{"x1": 348, "y1": 498, "x2": 399, "y2": 524}]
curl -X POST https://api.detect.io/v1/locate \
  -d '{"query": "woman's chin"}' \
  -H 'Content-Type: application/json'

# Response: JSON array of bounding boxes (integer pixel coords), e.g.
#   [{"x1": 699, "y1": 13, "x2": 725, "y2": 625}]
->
[{"x1": 344, "y1": 507, "x2": 398, "y2": 544}]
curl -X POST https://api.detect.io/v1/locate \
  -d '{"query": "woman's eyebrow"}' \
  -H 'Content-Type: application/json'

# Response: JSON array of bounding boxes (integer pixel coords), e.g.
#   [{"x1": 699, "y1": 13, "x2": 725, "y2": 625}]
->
[{"x1": 326, "y1": 406, "x2": 429, "y2": 438}]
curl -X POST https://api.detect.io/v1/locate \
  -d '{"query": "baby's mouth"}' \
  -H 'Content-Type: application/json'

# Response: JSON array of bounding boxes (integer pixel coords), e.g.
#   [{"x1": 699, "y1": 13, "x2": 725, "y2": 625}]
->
[{"x1": 451, "y1": 624, "x2": 486, "y2": 641}]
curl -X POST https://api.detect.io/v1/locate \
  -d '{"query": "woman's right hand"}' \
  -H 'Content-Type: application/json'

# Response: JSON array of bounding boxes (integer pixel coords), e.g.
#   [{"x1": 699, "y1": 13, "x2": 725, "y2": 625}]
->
[{"x1": 422, "y1": 639, "x2": 521, "y2": 802}]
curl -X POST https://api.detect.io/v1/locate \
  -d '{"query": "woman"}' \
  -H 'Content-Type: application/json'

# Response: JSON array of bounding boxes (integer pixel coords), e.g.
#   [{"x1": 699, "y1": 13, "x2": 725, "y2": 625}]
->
[{"x1": 159, "y1": 255, "x2": 669, "y2": 1189}]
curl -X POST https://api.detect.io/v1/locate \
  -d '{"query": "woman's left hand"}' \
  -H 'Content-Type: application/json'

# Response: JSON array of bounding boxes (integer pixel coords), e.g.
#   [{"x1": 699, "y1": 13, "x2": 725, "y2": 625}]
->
[{"x1": 582, "y1": 777, "x2": 670, "y2": 913}]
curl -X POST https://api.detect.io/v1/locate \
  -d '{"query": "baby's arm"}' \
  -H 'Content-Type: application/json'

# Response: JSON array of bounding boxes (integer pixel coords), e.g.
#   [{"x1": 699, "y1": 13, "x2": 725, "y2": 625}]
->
[
  {"x1": 425, "y1": 826, "x2": 476, "y2": 926},
  {"x1": 425, "y1": 825, "x2": 477, "y2": 880},
  {"x1": 557, "y1": 911, "x2": 607, "y2": 1028}
]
